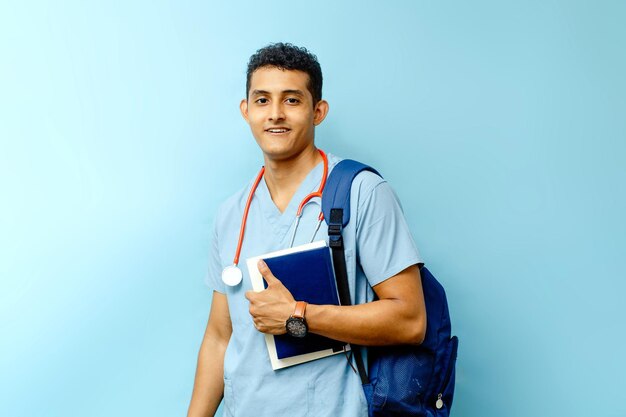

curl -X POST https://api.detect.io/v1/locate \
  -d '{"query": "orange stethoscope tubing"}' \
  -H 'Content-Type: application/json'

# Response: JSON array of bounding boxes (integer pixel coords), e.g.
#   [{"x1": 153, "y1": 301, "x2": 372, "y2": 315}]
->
[
  {"x1": 233, "y1": 166, "x2": 266, "y2": 266},
  {"x1": 222, "y1": 149, "x2": 328, "y2": 286}
]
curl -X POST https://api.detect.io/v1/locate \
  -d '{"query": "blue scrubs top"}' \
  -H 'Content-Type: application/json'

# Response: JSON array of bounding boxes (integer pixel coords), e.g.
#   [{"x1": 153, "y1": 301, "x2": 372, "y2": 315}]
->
[{"x1": 206, "y1": 153, "x2": 423, "y2": 417}]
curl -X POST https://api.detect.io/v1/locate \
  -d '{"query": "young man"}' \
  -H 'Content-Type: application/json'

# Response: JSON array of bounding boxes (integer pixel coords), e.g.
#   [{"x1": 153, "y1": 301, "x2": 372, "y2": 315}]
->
[{"x1": 187, "y1": 43, "x2": 426, "y2": 417}]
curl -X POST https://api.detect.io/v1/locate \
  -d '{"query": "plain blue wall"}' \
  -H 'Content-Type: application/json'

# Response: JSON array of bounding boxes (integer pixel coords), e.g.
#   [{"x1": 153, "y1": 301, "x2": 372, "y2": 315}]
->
[{"x1": 1, "y1": 1, "x2": 625, "y2": 416}]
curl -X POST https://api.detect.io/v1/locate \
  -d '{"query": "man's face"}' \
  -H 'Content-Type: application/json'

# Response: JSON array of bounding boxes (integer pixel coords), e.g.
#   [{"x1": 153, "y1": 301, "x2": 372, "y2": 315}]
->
[{"x1": 240, "y1": 66, "x2": 328, "y2": 161}]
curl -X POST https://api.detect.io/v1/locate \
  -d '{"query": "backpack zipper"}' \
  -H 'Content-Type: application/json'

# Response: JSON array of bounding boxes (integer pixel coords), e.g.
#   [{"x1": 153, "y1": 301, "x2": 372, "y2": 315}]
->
[
  {"x1": 435, "y1": 336, "x2": 458, "y2": 410},
  {"x1": 436, "y1": 393, "x2": 444, "y2": 409}
]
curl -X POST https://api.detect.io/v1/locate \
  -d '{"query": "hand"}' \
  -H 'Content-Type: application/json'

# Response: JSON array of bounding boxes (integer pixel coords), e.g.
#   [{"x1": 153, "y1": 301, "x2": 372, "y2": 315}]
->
[{"x1": 245, "y1": 260, "x2": 296, "y2": 335}]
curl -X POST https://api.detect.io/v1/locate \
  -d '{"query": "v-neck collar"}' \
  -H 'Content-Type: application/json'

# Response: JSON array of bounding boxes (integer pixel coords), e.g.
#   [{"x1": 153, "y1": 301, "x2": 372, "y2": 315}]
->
[{"x1": 256, "y1": 158, "x2": 326, "y2": 242}]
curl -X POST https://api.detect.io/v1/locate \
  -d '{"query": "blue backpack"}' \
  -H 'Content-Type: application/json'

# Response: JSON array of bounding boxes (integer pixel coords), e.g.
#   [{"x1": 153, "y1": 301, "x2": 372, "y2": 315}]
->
[{"x1": 321, "y1": 159, "x2": 459, "y2": 417}]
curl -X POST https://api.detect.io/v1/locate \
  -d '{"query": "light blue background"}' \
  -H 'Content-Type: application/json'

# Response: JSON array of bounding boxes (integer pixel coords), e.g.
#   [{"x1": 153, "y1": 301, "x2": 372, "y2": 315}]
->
[{"x1": 1, "y1": 1, "x2": 624, "y2": 416}]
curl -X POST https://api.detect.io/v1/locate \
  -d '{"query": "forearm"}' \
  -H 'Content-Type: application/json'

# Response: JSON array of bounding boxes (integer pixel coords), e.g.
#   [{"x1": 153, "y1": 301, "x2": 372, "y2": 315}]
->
[
  {"x1": 187, "y1": 337, "x2": 228, "y2": 417},
  {"x1": 306, "y1": 298, "x2": 425, "y2": 346},
  {"x1": 248, "y1": 263, "x2": 426, "y2": 346}
]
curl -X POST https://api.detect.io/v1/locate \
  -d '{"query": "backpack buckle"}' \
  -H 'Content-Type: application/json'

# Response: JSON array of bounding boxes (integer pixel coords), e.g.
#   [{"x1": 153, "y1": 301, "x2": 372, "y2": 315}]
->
[
  {"x1": 328, "y1": 209, "x2": 344, "y2": 248},
  {"x1": 328, "y1": 224, "x2": 342, "y2": 236}
]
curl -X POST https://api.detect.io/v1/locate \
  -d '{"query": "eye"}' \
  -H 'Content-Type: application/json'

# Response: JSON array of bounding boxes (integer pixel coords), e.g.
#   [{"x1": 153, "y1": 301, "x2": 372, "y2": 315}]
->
[
  {"x1": 255, "y1": 98, "x2": 268, "y2": 104},
  {"x1": 286, "y1": 98, "x2": 300, "y2": 104}
]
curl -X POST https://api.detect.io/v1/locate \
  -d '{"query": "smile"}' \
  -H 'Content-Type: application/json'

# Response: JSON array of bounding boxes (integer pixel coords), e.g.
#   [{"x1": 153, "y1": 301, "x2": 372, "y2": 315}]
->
[{"x1": 265, "y1": 128, "x2": 291, "y2": 134}]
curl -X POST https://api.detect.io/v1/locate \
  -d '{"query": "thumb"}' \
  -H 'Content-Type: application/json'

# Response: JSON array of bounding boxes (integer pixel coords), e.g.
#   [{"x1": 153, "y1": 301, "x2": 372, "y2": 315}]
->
[{"x1": 258, "y1": 259, "x2": 280, "y2": 286}]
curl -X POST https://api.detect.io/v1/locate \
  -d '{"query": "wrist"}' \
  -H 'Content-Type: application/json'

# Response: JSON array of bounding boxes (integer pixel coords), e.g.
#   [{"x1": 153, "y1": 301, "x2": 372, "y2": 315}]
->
[{"x1": 285, "y1": 301, "x2": 308, "y2": 337}]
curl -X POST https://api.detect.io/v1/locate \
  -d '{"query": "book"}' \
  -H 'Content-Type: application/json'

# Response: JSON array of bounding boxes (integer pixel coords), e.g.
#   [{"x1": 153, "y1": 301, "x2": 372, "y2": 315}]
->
[{"x1": 246, "y1": 240, "x2": 349, "y2": 370}]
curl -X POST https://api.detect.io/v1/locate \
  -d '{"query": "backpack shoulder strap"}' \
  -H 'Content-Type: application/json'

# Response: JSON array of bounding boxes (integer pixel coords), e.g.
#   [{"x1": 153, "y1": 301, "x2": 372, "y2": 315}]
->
[
  {"x1": 321, "y1": 159, "x2": 381, "y2": 228},
  {"x1": 321, "y1": 159, "x2": 381, "y2": 385}
]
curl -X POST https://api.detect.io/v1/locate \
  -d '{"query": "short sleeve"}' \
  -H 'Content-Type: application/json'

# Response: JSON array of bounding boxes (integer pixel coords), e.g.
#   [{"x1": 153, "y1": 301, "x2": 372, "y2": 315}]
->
[
  {"x1": 356, "y1": 181, "x2": 423, "y2": 287},
  {"x1": 205, "y1": 219, "x2": 226, "y2": 293}
]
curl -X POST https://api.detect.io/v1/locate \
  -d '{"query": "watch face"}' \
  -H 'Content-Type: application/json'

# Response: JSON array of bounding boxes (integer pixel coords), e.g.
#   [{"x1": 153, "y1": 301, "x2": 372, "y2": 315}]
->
[{"x1": 286, "y1": 317, "x2": 307, "y2": 338}]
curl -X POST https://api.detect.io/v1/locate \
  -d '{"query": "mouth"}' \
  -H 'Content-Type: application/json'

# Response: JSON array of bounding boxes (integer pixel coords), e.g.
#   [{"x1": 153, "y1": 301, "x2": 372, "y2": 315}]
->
[{"x1": 265, "y1": 127, "x2": 291, "y2": 135}]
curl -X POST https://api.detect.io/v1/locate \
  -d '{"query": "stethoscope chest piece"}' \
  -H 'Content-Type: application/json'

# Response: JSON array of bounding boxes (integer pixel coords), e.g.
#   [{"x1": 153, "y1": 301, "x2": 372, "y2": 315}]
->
[{"x1": 222, "y1": 265, "x2": 243, "y2": 286}]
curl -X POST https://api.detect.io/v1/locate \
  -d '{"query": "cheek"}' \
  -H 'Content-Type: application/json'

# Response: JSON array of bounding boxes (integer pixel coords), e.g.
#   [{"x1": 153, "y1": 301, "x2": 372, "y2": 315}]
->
[
  {"x1": 290, "y1": 112, "x2": 314, "y2": 129},
  {"x1": 245, "y1": 107, "x2": 264, "y2": 120},
  {"x1": 248, "y1": 115, "x2": 265, "y2": 130}
]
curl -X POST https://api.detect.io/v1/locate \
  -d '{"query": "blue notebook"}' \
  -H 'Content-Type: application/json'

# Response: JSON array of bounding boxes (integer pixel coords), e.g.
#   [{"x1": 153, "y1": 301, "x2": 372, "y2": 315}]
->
[
  {"x1": 246, "y1": 240, "x2": 349, "y2": 369},
  {"x1": 263, "y1": 246, "x2": 346, "y2": 360}
]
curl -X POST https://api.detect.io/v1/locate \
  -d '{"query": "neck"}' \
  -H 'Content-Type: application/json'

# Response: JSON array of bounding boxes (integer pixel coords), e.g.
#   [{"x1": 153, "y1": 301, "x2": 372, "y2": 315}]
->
[{"x1": 263, "y1": 147, "x2": 323, "y2": 213}]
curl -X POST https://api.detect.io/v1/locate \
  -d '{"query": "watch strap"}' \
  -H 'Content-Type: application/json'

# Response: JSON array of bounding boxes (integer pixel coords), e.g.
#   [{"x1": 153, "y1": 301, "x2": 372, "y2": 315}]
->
[{"x1": 292, "y1": 301, "x2": 307, "y2": 319}]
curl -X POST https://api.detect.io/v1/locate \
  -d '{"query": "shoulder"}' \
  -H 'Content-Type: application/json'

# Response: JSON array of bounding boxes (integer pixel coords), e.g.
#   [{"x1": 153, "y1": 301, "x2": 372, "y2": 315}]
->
[
  {"x1": 213, "y1": 176, "x2": 257, "y2": 232},
  {"x1": 327, "y1": 153, "x2": 389, "y2": 208},
  {"x1": 218, "y1": 185, "x2": 248, "y2": 213},
  {"x1": 353, "y1": 170, "x2": 388, "y2": 205},
  {"x1": 327, "y1": 153, "x2": 387, "y2": 197}
]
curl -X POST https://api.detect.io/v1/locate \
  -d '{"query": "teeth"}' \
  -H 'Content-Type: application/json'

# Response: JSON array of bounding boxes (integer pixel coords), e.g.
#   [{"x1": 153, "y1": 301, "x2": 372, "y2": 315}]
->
[{"x1": 268, "y1": 129, "x2": 288, "y2": 133}]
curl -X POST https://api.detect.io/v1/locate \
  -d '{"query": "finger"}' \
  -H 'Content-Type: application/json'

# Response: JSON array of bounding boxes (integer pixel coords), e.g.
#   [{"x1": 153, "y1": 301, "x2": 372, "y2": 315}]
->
[
  {"x1": 257, "y1": 259, "x2": 281, "y2": 286},
  {"x1": 252, "y1": 318, "x2": 265, "y2": 332},
  {"x1": 244, "y1": 290, "x2": 255, "y2": 301}
]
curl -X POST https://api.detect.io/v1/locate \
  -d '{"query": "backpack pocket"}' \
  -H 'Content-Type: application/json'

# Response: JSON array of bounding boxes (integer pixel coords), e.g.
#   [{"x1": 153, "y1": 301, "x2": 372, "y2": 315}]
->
[{"x1": 369, "y1": 345, "x2": 435, "y2": 416}]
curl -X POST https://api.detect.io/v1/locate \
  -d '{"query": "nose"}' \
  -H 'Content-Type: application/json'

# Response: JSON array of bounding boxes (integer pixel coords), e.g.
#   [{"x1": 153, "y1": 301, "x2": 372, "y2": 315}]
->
[{"x1": 269, "y1": 102, "x2": 285, "y2": 122}]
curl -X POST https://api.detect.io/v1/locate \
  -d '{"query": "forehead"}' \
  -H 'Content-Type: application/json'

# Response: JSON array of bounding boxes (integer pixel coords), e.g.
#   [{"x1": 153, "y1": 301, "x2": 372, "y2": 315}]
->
[{"x1": 249, "y1": 67, "x2": 311, "y2": 96}]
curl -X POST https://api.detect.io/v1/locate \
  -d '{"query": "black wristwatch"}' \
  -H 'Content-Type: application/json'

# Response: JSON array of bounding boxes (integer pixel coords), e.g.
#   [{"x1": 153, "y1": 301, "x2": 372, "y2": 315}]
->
[{"x1": 286, "y1": 301, "x2": 308, "y2": 338}]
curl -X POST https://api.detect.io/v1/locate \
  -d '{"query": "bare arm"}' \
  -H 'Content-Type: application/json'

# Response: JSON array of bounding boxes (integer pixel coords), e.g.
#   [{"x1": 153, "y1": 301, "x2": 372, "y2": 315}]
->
[
  {"x1": 306, "y1": 265, "x2": 425, "y2": 345},
  {"x1": 245, "y1": 261, "x2": 426, "y2": 346},
  {"x1": 187, "y1": 291, "x2": 232, "y2": 417}
]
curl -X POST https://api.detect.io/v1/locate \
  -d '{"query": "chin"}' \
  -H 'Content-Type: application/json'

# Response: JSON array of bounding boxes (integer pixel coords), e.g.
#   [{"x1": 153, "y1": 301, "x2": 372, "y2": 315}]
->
[
  {"x1": 257, "y1": 141, "x2": 299, "y2": 160},
  {"x1": 262, "y1": 148, "x2": 296, "y2": 161},
  {"x1": 254, "y1": 133, "x2": 315, "y2": 160}
]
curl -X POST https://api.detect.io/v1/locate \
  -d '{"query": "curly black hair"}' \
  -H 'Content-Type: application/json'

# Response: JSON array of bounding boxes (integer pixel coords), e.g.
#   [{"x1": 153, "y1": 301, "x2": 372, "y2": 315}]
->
[{"x1": 246, "y1": 43, "x2": 323, "y2": 104}]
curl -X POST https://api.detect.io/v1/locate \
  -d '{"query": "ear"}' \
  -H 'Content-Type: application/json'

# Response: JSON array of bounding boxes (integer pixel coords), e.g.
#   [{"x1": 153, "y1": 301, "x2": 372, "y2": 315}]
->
[
  {"x1": 240, "y1": 99, "x2": 249, "y2": 122},
  {"x1": 313, "y1": 99, "x2": 329, "y2": 126}
]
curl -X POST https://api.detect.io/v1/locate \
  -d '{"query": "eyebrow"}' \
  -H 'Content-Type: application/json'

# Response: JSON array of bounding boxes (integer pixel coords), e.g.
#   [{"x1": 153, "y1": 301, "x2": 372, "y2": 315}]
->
[
  {"x1": 250, "y1": 89, "x2": 305, "y2": 97},
  {"x1": 282, "y1": 89, "x2": 305, "y2": 96}
]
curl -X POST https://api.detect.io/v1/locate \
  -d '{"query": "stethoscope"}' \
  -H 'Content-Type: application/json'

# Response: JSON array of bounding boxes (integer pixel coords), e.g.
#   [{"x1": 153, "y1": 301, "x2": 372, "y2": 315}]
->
[{"x1": 221, "y1": 149, "x2": 329, "y2": 286}]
